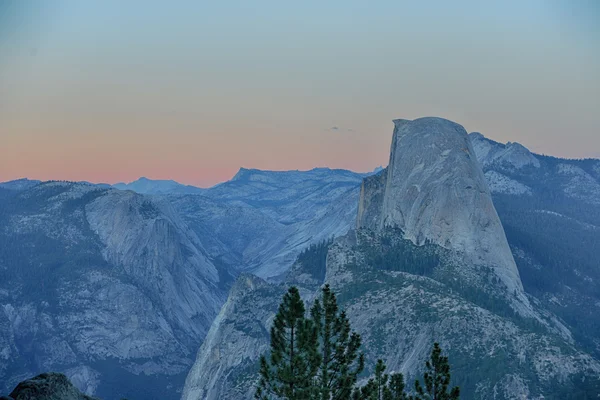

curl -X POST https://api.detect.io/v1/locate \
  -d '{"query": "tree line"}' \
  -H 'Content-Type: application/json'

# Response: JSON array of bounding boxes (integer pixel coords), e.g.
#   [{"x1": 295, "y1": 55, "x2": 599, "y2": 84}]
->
[{"x1": 255, "y1": 285, "x2": 459, "y2": 400}]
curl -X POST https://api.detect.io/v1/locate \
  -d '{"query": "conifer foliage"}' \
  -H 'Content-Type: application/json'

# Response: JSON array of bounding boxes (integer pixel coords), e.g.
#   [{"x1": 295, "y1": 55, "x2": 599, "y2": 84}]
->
[
  {"x1": 310, "y1": 284, "x2": 365, "y2": 400},
  {"x1": 351, "y1": 359, "x2": 407, "y2": 400},
  {"x1": 255, "y1": 287, "x2": 320, "y2": 399},
  {"x1": 412, "y1": 343, "x2": 460, "y2": 400},
  {"x1": 255, "y1": 286, "x2": 459, "y2": 400}
]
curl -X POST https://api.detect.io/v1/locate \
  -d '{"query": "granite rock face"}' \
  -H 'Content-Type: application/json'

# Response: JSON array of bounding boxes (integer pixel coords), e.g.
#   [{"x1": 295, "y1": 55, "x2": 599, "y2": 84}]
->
[
  {"x1": 357, "y1": 118, "x2": 530, "y2": 314},
  {"x1": 180, "y1": 275, "x2": 286, "y2": 400},
  {"x1": 7, "y1": 373, "x2": 98, "y2": 400},
  {"x1": 0, "y1": 183, "x2": 228, "y2": 399},
  {"x1": 170, "y1": 167, "x2": 366, "y2": 279}
]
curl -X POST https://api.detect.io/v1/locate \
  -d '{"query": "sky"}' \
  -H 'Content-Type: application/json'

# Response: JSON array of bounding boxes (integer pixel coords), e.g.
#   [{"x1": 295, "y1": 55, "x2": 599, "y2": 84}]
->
[{"x1": 1, "y1": 1, "x2": 599, "y2": 187}]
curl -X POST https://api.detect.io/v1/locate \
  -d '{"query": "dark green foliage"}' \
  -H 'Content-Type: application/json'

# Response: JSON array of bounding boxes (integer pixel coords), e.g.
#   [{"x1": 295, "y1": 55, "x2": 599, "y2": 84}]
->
[
  {"x1": 351, "y1": 360, "x2": 407, "y2": 400},
  {"x1": 310, "y1": 284, "x2": 365, "y2": 400},
  {"x1": 492, "y1": 191, "x2": 600, "y2": 358},
  {"x1": 386, "y1": 373, "x2": 408, "y2": 400},
  {"x1": 480, "y1": 155, "x2": 600, "y2": 360},
  {"x1": 412, "y1": 343, "x2": 459, "y2": 400},
  {"x1": 353, "y1": 229, "x2": 522, "y2": 325},
  {"x1": 296, "y1": 239, "x2": 334, "y2": 283},
  {"x1": 366, "y1": 359, "x2": 389, "y2": 400},
  {"x1": 256, "y1": 286, "x2": 415, "y2": 400},
  {"x1": 441, "y1": 278, "x2": 519, "y2": 325},
  {"x1": 255, "y1": 287, "x2": 320, "y2": 400},
  {"x1": 550, "y1": 372, "x2": 600, "y2": 400},
  {"x1": 358, "y1": 228, "x2": 441, "y2": 277},
  {"x1": 0, "y1": 186, "x2": 109, "y2": 304}
]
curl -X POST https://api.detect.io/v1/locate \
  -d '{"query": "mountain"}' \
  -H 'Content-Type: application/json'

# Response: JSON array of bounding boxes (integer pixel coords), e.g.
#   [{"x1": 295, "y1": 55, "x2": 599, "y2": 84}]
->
[
  {"x1": 113, "y1": 169, "x2": 369, "y2": 279},
  {"x1": 190, "y1": 167, "x2": 368, "y2": 278},
  {"x1": 0, "y1": 169, "x2": 370, "y2": 399},
  {"x1": 0, "y1": 182, "x2": 230, "y2": 399},
  {"x1": 357, "y1": 118, "x2": 531, "y2": 316},
  {"x1": 181, "y1": 118, "x2": 600, "y2": 400},
  {"x1": 469, "y1": 132, "x2": 600, "y2": 360},
  {"x1": 113, "y1": 177, "x2": 205, "y2": 195},
  {"x1": 3, "y1": 124, "x2": 599, "y2": 399}
]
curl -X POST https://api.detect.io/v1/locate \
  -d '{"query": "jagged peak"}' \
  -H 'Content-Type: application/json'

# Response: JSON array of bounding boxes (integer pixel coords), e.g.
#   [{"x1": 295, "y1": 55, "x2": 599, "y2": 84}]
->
[
  {"x1": 469, "y1": 131, "x2": 485, "y2": 140},
  {"x1": 469, "y1": 132, "x2": 540, "y2": 169},
  {"x1": 132, "y1": 176, "x2": 178, "y2": 184}
]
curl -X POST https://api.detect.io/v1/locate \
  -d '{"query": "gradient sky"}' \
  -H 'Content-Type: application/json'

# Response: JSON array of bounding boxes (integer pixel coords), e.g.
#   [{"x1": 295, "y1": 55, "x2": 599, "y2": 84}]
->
[{"x1": 1, "y1": 1, "x2": 599, "y2": 187}]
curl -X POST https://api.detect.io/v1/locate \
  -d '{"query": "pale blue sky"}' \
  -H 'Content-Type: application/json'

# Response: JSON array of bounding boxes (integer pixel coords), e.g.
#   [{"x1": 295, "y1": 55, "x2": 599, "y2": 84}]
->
[{"x1": 1, "y1": 0, "x2": 599, "y2": 185}]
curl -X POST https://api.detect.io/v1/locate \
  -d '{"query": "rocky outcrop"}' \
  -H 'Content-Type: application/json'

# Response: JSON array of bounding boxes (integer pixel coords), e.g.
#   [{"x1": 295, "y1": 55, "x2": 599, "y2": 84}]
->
[
  {"x1": 180, "y1": 275, "x2": 283, "y2": 400},
  {"x1": 322, "y1": 234, "x2": 600, "y2": 399},
  {"x1": 356, "y1": 169, "x2": 387, "y2": 229},
  {"x1": 86, "y1": 190, "x2": 223, "y2": 344},
  {"x1": 6, "y1": 373, "x2": 98, "y2": 400},
  {"x1": 469, "y1": 132, "x2": 540, "y2": 169},
  {"x1": 357, "y1": 117, "x2": 531, "y2": 315}
]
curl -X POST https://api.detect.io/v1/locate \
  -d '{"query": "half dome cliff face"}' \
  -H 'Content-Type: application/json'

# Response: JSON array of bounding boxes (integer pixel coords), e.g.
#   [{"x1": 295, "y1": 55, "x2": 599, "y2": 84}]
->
[{"x1": 357, "y1": 117, "x2": 532, "y2": 315}]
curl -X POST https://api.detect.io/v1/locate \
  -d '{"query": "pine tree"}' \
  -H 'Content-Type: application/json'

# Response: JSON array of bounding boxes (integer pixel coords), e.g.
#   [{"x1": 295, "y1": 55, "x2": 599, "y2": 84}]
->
[
  {"x1": 373, "y1": 359, "x2": 390, "y2": 400},
  {"x1": 351, "y1": 360, "x2": 407, "y2": 400},
  {"x1": 255, "y1": 287, "x2": 321, "y2": 400},
  {"x1": 310, "y1": 284, "x2": 365, "y2": 400},
  {"x1": 386, "y1": 373, "x2": 408, "y2": 400},
  {"x1": 255, "y1": 285, "x2": 413, "y2": 400},
  {"x1": 412, "y1": 343, "x2": 459, "y2": 400}
]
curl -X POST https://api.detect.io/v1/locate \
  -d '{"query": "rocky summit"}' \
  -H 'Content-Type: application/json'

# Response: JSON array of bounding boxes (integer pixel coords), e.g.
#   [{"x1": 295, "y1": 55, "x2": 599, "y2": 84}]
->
[{"x1": 357, "y1": 117, "x2": 531, "y2": 316}]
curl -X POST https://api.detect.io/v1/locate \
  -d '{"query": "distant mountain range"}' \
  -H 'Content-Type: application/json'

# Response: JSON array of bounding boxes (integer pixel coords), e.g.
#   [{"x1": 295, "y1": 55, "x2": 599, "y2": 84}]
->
[
  {"x1": 1, "y1": 126, "x2": 599, "y2": 399},
  {"x1": 112, "y1": 177, "x2": 205, "y2": 195}
]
